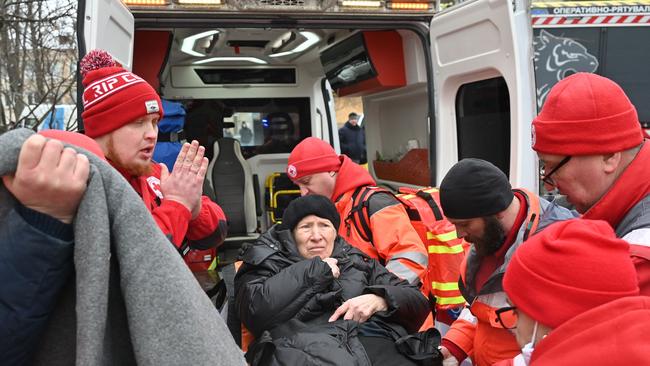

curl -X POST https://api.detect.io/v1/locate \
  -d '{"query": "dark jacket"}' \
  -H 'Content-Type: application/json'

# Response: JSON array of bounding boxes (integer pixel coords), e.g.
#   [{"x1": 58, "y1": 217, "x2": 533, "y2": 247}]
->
[
  {"x1": 0, "y1": 203, "x2": 74, "y2": 366},
  {"x1": 235, "y1": 226, "x2": 429, "y2": 365},
  {"x1": 0, "y1": 129, "x2": 245, "y2": 366},
  {"x1": 339, "y1": 122, "x2": 366, "y2": 164}
]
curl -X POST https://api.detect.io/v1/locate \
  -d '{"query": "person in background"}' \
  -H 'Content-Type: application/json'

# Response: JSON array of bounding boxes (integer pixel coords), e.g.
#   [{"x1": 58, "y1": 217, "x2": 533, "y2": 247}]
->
[
  {"x1": 235, "y1": 194, "x2": 429, "y2": 365},
  {"x1": 497, "y1": 219, "x2": 648, "y2": 365},
  {"x1": 339, "y1": 112, "x2": 366, "y2": 164},
  {"x1": 1, "y1": 132, "x2": 93, "y2": 365},
  {"x1": 286, "y1": 137, "x2": 428, "y2": 288},
  {"x1": 437, "y1": 158, "x2": 575, "y2": 366},
  {"x1": 532, "y1": 72, "x2": 650, "y2": 294},
  {"x1": 78, "y1": 49, "x2": 227, "y2": 268},
  {"x1": 239, "y1": 121, "x2": 253, "y2": 144}
]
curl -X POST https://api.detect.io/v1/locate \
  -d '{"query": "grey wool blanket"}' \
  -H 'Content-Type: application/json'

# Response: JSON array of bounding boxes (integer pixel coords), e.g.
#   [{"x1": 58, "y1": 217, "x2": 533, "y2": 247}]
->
[{"x1": 0, "y1": 129, "x2": 245, "y2": 365}]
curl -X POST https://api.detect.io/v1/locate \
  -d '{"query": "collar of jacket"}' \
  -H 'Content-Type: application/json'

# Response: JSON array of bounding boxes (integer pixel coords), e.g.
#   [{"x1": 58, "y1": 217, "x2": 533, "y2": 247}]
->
[
  {"x1": 583, "y1": 141, "x2": 650, "y2": 228},
  {"x1": 332, "y1": 155, "x2": 375, "y2": 202}
]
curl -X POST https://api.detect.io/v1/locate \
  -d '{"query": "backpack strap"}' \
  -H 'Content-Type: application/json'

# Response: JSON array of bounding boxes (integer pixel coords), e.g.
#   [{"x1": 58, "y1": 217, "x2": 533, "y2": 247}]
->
[
  {"x1": 514, "y1": 188, "x2": 541, "y2": 241},
  {"x1": 415, "y1": 189, "x2": 444, "y2": 221},
  {"x1": 346, "y1": 186, "x2": 378, "y2": 243}
]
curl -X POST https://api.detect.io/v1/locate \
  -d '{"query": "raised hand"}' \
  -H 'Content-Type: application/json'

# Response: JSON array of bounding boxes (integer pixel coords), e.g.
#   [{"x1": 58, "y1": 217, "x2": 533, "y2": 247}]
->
[
  {"x1": 160, "y1": 140, "x2": 208, "y2": 219},
  {"x1": 2, "y1": 134, "x2": 90, "y2": 224}
]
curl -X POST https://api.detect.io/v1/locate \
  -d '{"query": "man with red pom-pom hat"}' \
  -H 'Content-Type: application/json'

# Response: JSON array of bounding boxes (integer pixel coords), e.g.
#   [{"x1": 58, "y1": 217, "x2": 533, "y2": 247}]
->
[{"x1": 79, "y1": 49, "x2": 228, "y2": 271}]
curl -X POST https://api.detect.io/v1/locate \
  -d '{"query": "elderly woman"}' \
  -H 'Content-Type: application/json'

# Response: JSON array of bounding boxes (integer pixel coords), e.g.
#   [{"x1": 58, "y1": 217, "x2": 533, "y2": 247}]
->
[{"x1": 235, "y1": 194, "x2": 430, "y2": 366}]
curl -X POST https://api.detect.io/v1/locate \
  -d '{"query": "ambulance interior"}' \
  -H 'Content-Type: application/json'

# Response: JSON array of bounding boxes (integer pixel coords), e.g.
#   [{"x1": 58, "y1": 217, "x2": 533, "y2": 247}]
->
[
  {"x1": 132, "y1": 25, "x2": 433, "y2": 252},
  {"x1": 127, "y1": 11, "x2": 519, "y2": 265}
]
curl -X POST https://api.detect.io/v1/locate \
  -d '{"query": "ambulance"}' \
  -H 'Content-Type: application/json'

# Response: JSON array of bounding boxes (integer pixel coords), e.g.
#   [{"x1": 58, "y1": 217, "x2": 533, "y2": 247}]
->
[{"x1": 78, "y1": 0, "x2": 538, "y2": 238}]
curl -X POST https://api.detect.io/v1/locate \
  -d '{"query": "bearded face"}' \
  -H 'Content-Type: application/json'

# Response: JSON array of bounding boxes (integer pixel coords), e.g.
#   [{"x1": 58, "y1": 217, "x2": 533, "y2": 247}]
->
[
  {"x1": 100, "y1": 115, "x2": 160, "y2": 177},
  {"x1": 104, "y1": 130, "x2": 153, "y2": 177},
  {"x1": 473, "y1": 215, "x2": 507, "y2": 258}
]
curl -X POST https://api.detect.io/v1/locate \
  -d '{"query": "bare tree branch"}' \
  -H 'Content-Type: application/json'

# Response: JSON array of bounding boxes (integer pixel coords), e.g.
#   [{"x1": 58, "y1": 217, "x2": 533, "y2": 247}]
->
[{"x1": 0, "y1": 0, "x2": 77, "y2": 131}]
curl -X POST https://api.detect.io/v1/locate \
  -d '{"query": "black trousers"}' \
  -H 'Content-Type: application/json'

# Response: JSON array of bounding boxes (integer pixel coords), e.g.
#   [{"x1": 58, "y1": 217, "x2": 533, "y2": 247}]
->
[{"x1": 359, "y1": 335, "x2": 418, "y2": 366}]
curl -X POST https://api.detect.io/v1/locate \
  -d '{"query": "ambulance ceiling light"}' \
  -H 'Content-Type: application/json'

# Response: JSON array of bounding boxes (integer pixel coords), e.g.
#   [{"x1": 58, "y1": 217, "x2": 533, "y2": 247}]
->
[
  {"x1": 269, "y1": 31, "x2": 320, "y2": 58},
  {"x1": 193, "y1": 57, "x2": 267, "y2": 65},
  {"x1": 176, "y1": 0, "x2": 222, "y2": 4},
  {"x1": 181, "y1": 30, "x2": 220, "y2": 57},
  {"x1": 123, "y1": 0, "x2": 170, "y2": 5},
  {"x1": 340, "y1": 0, "x2": 383, "y2": 7}
]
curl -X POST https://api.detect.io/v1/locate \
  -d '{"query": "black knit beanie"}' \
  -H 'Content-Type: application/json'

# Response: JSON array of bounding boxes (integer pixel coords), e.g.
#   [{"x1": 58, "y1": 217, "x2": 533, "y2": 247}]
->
[
  {"x1": 281, "y1": 194, "x2": 341, "y2": 231},
  {"x1": 440, "y1": 158, "x2": 514, "y2": 219}
]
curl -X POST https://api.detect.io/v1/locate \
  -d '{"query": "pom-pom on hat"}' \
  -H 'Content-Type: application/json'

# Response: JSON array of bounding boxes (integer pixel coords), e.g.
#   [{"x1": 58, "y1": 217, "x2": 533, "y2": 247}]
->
[
  {"x1": 503, "y1": 219, "x2": 639, "y2": 329},
  {"x1": 286, "y1": 137, "x2": 341, "y2": 180},
  {"x1": 80, "y1": 50, "x2": 163, "y2": 138},
  {"x1": 532, "y1": 73, "x2": 643, "y2": 155},
  {"x1": 281, "y1": 194, "x2": 341, "y2": 232}
]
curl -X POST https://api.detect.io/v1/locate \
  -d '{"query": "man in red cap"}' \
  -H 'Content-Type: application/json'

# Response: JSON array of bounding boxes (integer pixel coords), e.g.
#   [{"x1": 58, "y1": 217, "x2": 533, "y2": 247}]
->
[
  {"x1": 286, "y1": 137, "x2": 428, "y2": 288},
  {"x1": 78, "y1": 50, "x2": 227, "y2": 268},
  {"x1": 497, "y1": 219, "x2": 648, "y2": 365},
  {"x1": 532, "y1": 72, "x2": 650, "y2": 294}
]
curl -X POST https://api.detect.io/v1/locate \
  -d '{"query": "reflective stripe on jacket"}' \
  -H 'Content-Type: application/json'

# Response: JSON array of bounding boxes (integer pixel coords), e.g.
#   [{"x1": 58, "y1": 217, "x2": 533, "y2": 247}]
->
[
  {"x1": 337, "y1": 188, "x2": 428, "y2": 286},
  {"x1": 398, "y1": 187, "x2": 469, "y2": 310},
  {"x1": 444, "y1": 189, "x2": 577, "y2": 366}
]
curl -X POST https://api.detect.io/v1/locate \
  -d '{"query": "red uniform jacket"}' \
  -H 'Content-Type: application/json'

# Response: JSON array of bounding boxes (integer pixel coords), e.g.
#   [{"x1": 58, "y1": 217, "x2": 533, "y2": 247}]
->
[
  {"x1": 114, "y1": 162, "x2": 227, "y2": 265},
  {"x1": 530, "y1": 296, "x2": 650, "y2": 365}
]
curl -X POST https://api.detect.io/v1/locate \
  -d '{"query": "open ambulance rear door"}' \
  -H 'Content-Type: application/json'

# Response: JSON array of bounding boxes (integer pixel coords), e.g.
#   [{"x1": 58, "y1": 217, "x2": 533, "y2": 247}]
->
[
  {"x1": 430, "y1": 0, "x2": 537, "y2": 190},
  {"x1": 77, "y1": 0, "x2": 134, "y2": 130},
  {"x1": 78, "y1": 0, "x2": 134, "y2": 70}
]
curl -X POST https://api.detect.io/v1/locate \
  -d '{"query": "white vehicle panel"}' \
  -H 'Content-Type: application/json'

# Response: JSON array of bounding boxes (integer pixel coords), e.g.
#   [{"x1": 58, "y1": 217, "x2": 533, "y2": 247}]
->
[
  {"x1": 83, "y1": 0, "x2": 134, "y2": 70},
  {"x1": 430, "y1": 0, "x2": 537, "y2": 189}
]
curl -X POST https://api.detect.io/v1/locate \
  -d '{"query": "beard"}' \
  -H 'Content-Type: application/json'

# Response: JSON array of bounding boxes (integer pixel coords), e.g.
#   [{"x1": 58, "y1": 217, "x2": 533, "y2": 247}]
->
[
  {"x1": 473, "y1": 215, "x2": 506, "y2": 258},
  {"x1": 105, "y1": 135, "x2": 152, "y2": 177}
]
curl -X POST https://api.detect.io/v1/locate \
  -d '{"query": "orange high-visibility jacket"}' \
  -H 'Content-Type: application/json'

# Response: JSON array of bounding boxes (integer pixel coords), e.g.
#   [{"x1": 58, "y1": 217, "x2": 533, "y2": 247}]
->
[
  {"x1": 444, "y1": 189, "x2": 575, "y2": 366},
  {"x1": 332, "y1": 156, "x2": 428, "y2": 286}
]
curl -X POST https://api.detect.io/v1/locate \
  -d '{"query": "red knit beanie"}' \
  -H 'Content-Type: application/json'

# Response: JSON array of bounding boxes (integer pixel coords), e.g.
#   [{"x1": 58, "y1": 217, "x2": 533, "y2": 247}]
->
[
  {"x1": 39, "y1": 130, "x2": 106, "y2": 160},
  {"x1": 532, "y1": 73, "x2": 643, "y2": 155},
  {"x1": 286, "y1": 137, "x2": 341, "y2": 180},
  {"x1": 503, "y1": 219, "x2": 639, "y2": 329},
  {"x1": 80, "y1": 50, "x2": 163, "y2": 138}
]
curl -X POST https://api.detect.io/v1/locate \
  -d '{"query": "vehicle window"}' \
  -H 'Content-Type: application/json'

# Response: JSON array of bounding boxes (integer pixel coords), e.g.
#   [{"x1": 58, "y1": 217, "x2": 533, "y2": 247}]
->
[
  {"x1": 182, "y1": 97, "x2": 311, "y2": 160},
  {"x1": 455, "y1": 77, "x2": 511, "y2": 176}
]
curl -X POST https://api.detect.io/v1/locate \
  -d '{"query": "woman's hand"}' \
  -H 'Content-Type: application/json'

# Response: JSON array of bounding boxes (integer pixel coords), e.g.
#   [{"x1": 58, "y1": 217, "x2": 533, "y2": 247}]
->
[
  {"x1": 328, "y1": 294, "x2": 388, "y2": 323},
  {"x1": 322, "y1": 257, "x2": 340, "y2": 278}
]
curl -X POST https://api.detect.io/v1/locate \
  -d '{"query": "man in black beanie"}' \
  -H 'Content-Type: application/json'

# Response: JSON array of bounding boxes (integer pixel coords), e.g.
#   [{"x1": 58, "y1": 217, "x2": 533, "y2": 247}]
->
[{"x1": 437, "y1": 158, "x2": 576, "y2": 366}]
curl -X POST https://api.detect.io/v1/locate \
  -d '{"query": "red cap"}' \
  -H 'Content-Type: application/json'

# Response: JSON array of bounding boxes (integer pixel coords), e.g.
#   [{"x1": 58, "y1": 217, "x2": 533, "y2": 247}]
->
[
  {"x1": 286, "y1": 137, "x2": 341, "y2": 180},
  {"x1": 80, "y1": 50, "x2": 163, "y2": 138},
  {"x1": 503, "y1": 219, "x2": 639, "y2": 329},
  {"x1": 532, "y1": 73, "x2": 643, "y2": 155},
  {"x1": 38, "y1": 130, "x2": 106, "y2": 160}
]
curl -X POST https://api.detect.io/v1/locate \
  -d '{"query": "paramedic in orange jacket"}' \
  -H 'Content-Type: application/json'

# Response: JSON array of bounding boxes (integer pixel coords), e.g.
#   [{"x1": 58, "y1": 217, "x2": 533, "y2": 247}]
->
[
  {"x1": 437, "y1": 159, "x2": 575, "y2": 366},
  {"x1": 78, "y1": 50, "x2": 227, "y2": 267},
  {"x1": 286, "y1": 137, "x2": 428, "y2": 287}
]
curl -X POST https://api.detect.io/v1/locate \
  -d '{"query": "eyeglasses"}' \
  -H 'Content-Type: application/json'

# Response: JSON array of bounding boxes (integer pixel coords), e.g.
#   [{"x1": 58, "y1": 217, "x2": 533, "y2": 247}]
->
[
  {"x1": 495, "y1": 306, "x2": 518, "y2": 329},
  {"x1": 540, "y1": 156, "x2": 572, "y2": 187}
]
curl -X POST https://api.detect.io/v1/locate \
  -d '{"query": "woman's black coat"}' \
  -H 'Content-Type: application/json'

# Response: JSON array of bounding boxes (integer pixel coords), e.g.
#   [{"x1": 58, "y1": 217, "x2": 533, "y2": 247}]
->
[{"x1": 234, "y1": 226, "x2": 430, "y2": 365}]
